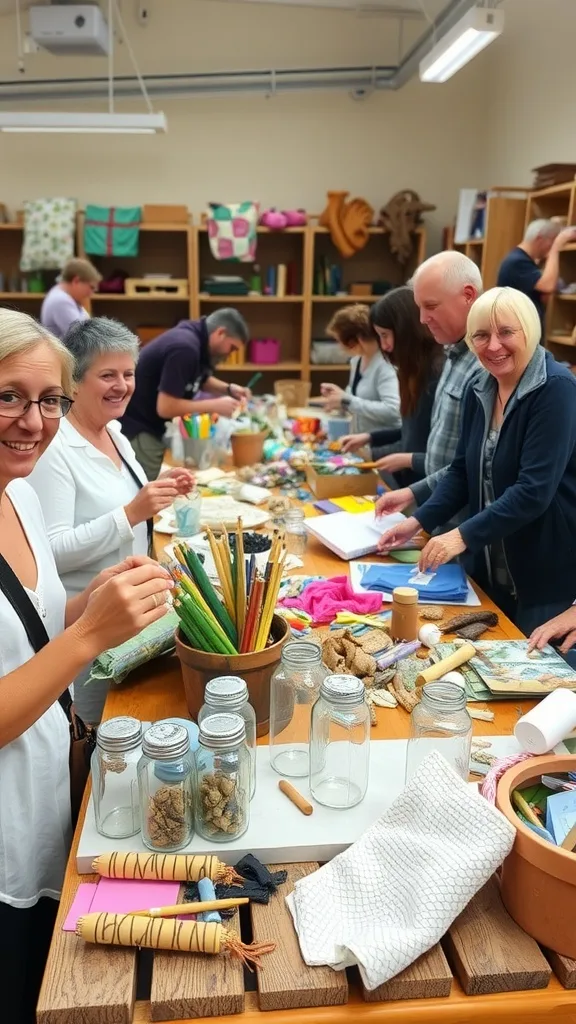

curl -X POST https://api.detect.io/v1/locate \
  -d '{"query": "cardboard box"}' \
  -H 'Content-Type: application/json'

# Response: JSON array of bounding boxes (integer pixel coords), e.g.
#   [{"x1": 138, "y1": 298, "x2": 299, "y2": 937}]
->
[
  {"x1": 306, "y1": 465, "x2": 379, "y2": 499},
  {"x1": 142, "y1": 204, "x2": 189, "y2": 224}
]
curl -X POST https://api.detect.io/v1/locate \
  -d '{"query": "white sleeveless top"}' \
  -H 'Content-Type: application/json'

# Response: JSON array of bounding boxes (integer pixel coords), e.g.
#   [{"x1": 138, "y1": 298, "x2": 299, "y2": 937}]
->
[{"x1": 0, "y1": 479, "x2": 71, "y2": 907}]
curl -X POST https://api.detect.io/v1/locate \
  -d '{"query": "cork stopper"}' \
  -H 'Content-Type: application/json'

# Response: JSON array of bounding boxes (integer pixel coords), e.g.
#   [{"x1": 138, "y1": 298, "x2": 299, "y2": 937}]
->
[{"x1": 393, "y1": 586, "x2": 418, "y2": 606}]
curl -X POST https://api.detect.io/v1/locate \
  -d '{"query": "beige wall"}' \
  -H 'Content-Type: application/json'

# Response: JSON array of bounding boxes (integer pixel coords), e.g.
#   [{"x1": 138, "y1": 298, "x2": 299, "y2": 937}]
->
[{"x1": 0, "y1": 0, "x2": 491, "y2": 249}]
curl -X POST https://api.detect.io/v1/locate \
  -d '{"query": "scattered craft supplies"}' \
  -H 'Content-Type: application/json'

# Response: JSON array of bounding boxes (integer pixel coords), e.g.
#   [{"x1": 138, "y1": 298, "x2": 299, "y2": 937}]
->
[
  {"x1": 469, "y1": 640, "x2": 576, "y2": 696},
  {"x1": 286, "y1": 749, "x2": 515, "y2": 990},
  {"x1": 280, "y1": 575, "x2": 382, "y2": 624}
]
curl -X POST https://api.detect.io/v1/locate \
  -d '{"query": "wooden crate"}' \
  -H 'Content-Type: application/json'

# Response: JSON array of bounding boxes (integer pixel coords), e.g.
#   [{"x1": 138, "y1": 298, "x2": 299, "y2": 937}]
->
[
  {"x1": 125, "y1": 278, "x2": 189, "y2": 298},
  {"x1": 38, "y1": 868, "x2": 576, "y2": 1024},
  {"x1": 142, "y1": 204, "x2": 189, "y2": 224},
  {"x1": 305, "y1": 464, "x2": 379, "y2": 499}
]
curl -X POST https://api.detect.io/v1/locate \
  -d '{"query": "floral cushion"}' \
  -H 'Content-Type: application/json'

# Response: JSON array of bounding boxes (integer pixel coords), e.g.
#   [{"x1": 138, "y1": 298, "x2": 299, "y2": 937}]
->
[{"x1": 20, "y1": 197, "x2": 77, "y2": 272}]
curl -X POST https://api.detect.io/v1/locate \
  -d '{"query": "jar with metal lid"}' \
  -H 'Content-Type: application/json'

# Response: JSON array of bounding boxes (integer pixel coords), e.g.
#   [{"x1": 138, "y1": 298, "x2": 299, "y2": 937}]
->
[
  {"x1": 195, "y1": 713, "x2": 250, "y2": 842},
  {"x1": 91, "y1": 716, "x2": 142, "y2": 838},
  {"x1": 309, "y1": 674, "x2": 370, "y2": 808},
  {"x1": 198, "y1": 676, "x2": 256, "y2": 799},
  {"x1": 391, "y1": 586, "x2": 419, "y2": 642},
  {"x1": 283, "y1": 507, "x2": 308, "y2": 557},
  {"x1": 138, "y1": 722, "x2": 194, "y2": 851},
  {"x1": 405, "y1": 681, "x2": 472, "y2": 783},
  {"x1": 269, "y1": 640, "x2": 328, "y2": 778}
]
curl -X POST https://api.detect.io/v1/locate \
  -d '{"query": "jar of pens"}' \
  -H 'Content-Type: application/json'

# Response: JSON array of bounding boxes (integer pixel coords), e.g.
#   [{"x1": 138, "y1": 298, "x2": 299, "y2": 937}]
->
[
  {"x1": 177, "y1": 412, "x2": 215, "y2": 470},
  {"x1": 171, "y1": 520, "x2": 289, "y2": 737}
]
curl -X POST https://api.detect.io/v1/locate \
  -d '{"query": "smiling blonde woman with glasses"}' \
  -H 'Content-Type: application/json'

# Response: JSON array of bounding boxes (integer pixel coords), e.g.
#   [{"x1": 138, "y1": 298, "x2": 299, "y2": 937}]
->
[
  {"x1": 377, "y1": 286, "x2": 576, "y2": 644},
  {"x1": 0, "y1": 309, "x2": 173, "y2": 1024}
]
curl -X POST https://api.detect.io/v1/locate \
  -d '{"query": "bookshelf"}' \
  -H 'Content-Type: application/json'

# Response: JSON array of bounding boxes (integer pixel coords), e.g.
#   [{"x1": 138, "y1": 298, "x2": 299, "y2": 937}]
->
[
  {"x1": 0, "y1": 212, "x2": 428, "y2": 386},
  {"x1": 446, "y1": 188, "x2": 529, "y2": 289},
  {"x1": 524, "y1": 180, "x2": 576, "y2": 363}
]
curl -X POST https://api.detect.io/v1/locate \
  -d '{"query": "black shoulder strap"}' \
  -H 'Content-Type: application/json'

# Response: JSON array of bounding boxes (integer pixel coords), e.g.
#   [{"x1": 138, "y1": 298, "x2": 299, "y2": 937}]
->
[
  {"x1": 108, "y1": 434, "x2": 153, "y2": 552},
  {"x1": 0, "y1": 552, "x2": 72, "y2": 716}
]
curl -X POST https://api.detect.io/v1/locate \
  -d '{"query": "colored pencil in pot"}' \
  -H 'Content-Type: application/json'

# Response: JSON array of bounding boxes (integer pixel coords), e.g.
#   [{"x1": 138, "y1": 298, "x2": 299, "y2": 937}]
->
[{"x1": 241, "y1": 574, "x2": 265, "y2": 653}]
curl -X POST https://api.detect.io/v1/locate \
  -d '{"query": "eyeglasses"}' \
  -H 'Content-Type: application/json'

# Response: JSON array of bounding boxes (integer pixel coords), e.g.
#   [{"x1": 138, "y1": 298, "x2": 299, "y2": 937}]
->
[
  {"x1": 470, "y1": 327, "x2": 521, "y2": 348},
  {"x1": 0, "y1": 392, "x2": 74, "y2": 419}
]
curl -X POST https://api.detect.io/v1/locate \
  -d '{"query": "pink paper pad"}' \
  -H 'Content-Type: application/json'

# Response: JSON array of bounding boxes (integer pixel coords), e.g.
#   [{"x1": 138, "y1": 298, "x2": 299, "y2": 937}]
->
[{"x1": 63, "y1": 878, "x2": 181, "y2": 932}]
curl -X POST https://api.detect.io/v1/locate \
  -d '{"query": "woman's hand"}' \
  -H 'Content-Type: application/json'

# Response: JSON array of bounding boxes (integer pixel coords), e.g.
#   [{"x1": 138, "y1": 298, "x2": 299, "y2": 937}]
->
[
  {"x1": 340, "y1": 432, "x2": 370, "y2": 453},
  {"x1": 377, "y1": 516, "x2": 421, "y2": 553},
  {"x1": 374, "y1": 487, "x2": 413, "y2": 518},
  {"x1": 160, "y1": 466, "x2": 196, "y2": 495},
  {"x1": 125, "y1": 479, "x2": 180, "y2": 527},
  {"x1": 75, "y1": 562, "x2": 173, "y2": 657},
  {"x1": 320, "y1": 383, "x2": 346, "y2": 412},
  {"x1": 374, "y1": 452, "x2": 413, "y2": 473},
  {"x1": 418, "y1": 529, "x2": 466, "y2": 572},
  {"x1": 528, "y1": 607, "x2": 576, "y2": 654}
]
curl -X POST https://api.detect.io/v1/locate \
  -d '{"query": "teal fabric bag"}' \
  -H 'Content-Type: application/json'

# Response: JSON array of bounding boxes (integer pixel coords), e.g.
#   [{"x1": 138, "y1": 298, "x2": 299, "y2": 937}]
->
[
  {"x1": 84, "y1": 204, "x2": 142, "y2": 257},
  {"x1": 84, "y1": 610, "x2": 178, "y2": 687}
]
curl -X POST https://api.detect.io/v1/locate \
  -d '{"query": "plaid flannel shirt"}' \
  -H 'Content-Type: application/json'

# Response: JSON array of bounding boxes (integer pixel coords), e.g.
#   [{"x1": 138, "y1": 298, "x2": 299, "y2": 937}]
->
[{"x1": 411, "y1": 340, "x2": 479, "y2": 506}]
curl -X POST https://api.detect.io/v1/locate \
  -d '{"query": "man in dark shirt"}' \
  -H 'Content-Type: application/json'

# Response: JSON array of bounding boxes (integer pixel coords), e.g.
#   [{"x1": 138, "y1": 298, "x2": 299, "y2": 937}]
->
[
  {"x1": 497, "y1": 220, "x2": 576, "y2": 338},
  {"x1": 122, "y1": 307, "x2": 250, "y2": 479}
]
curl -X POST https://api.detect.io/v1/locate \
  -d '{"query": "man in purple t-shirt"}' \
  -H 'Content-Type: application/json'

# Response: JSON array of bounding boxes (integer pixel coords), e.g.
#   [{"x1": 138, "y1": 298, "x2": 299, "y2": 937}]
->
[{"x1": 122, "y1": 308, "x2": 250, "y2": 479}]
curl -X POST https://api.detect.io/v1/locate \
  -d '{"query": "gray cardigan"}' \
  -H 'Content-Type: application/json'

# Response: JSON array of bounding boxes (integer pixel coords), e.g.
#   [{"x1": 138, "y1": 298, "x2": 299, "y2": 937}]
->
[{"x1": 345, "y1": 351, "x2": 401, "y2": 435}]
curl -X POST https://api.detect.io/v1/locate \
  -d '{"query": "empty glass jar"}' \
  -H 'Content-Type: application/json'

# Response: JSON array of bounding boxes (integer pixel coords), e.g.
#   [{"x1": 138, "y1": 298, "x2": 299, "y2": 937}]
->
[
  {"x1": 310, "y1": 674, "x2": 370, "y2": 808},
  {"x1": 195, "y1": 713, "x2": 250, "y2": 842},
  {"x1": 269, "y1": 640, "x2": 328, "y2": 777},
  {"x1": 405, "y1": 681, "x2": 472, "y2": 783},
  {"x1": 91, "y1": 716, "x2": 142, "y2": 839},
  {"x1": 198, "y1": 676, "x2": 256, "y2": 799},
  {"x1": 138, "y1": 722, "x2": 194, "y2": 851},
  {"x1": 283, "y1": 507, "x2": 308, "y2": 557}
]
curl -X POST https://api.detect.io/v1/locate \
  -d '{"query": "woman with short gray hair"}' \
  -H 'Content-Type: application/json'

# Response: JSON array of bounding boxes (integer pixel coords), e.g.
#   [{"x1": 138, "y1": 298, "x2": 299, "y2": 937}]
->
[{"x1": 29, "y1": 317, "x2": 194, "y2": 723}]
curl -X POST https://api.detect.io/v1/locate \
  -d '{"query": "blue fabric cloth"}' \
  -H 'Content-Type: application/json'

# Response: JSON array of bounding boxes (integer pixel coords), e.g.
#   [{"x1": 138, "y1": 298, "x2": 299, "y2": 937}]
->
[
  {"x1": 361, "y1": 562, "x2": 469, "y2": 602},
  {"x1": 415, "y1": 347, "x2": 576, "y2": 610}
]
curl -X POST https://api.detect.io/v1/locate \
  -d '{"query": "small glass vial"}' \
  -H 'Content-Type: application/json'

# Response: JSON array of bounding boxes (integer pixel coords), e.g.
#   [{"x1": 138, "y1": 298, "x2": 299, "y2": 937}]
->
[
  {"x1": 269, "y1": 640, "x2": 328, "y2": 777},
  {"x1": 310, "y1": 674, "x2": 370, "y2": 808},
  {"x1": 195, "y1": 713, "x2": 250, "y2": 842},
  {"x1": 199, "y1": 676, "x2": 257, "y2": 799},
  {"x1": 92, "y1": 716, "x2": 142, "y2": 839},
  {"x1": 391, "y1": 586, "x2": 419, "y2": 642},
  {"x1": 138, "y1": 723, "x2": 194, "y2": 852},
  {"x1": 405, "y1": 681, "x2": 473, "y2": 783},
  {"x1": 173, "y1": 488, "x2": 202, "y2": 537},
  {"x1": 283, "y1": 507, "x2": 308, "y2": 557}
]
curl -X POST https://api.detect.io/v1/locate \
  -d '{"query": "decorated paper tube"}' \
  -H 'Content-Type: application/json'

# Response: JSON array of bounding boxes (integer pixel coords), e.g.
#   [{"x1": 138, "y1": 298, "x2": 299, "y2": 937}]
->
[
  {"x1": 92, "y1": 852, "x2": 243, "y2": 885},
  {"x1": 415, "y1": 642, "x2": 476, "y2": 687},
  {"x1": 76, "y1": 913, "x2": 275, "y2": 967}
]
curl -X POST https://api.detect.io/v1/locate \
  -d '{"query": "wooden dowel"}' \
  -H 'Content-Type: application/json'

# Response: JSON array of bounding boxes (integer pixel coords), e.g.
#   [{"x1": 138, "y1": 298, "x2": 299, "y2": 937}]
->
[
  {"x1": 278, "y1": 780, "x2": 313, "y2": 816},
  {"x1": 131, "y1": 897, "x2": 249, "y2": 918}
]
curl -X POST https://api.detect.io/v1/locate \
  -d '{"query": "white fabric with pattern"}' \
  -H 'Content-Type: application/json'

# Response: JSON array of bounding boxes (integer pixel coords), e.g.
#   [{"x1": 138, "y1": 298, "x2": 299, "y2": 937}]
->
[{"x1": 286, "y1": 750, "x2": 515, "y2": 990}]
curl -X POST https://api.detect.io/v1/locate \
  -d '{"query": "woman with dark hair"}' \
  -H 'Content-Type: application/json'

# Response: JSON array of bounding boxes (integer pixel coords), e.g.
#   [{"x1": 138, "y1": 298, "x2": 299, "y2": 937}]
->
[{"x1": 340, "y1": 286, "x2": 444, "y2": 487}]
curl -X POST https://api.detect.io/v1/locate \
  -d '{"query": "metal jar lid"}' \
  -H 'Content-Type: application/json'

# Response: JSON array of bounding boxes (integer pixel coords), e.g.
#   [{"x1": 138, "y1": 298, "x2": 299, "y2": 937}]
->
[
  {"x1": 142, "y1": 722, "x2": 190, "y2": 761},
  {"x1": 204, "y1": 676, "x2": 248, "y2": 710},
  {"x1": 97, "y1": 716, "x2": 142, "y2": 753},
  {"x1": 320, "y1": 674, "x2": 365, "y2": 707},
  {"x1": 198, "y1": 713, "x2": 246, "y2": 751}
]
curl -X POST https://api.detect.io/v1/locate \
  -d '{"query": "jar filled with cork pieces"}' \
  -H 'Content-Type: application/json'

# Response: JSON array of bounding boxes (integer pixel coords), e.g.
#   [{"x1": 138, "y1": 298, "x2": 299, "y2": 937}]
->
[
  {"x1": 138, "y1": 722, "x2": 194, "y2": 852},
  {"x1": 195, "y1": 713, "x2": 250, "y2": 842},
  {"x1": 198, "y1": 676, "x2": 257, "y2": 799}
]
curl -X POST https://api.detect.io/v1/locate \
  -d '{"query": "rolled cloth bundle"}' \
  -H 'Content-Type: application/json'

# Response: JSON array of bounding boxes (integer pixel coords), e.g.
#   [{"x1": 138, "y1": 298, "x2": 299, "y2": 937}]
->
[
  {"x1": 76, "y1": 913, "x2": 275, "y2": 967},
  {"x1": 92, "y1": 852, "x2": 242, "y2": 885}
]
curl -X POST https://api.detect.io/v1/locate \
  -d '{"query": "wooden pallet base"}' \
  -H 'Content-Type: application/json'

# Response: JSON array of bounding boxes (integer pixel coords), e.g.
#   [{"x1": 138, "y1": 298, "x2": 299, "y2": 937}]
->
[{"x1": 125, "y1": 278, "x2": 189, "y2": 297}]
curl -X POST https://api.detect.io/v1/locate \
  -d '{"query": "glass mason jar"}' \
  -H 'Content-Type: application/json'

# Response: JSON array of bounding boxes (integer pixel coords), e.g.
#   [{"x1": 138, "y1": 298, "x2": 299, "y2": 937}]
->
[
  {"x1": 405, "y1": 681, "x2": 473, "y2": 783},
  {"x1": 195, "y1": 713, "x2": 250, "y2": 843},
  {"x1": 198, "y1": 676, "x2": 257, "y2": 799},
  {"x1": 310, "y1": 674, "x2": 370, "y2": 808},
  {"x1": 283, "y1": 507, "x2": 308, "y2": 558},
  {"x1": 138, "y1": 722, "x2": 194, "y2": 852},
  {"x1": 269, "y1": 640, "x2": 328, "y2": 777},
  {"x1": 91, "y1": 716, "x2": 142, "y2": 839},
  {"x1": 173, "y1": 488, "x2": 202, "y2": 537}
]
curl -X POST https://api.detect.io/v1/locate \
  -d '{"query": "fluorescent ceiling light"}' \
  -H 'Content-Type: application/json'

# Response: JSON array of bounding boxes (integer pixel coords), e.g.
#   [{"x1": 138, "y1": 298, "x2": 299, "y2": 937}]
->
[
  {"x1": 419, "y1": 6, "x2": 504, "y2": 83},
  {"x1": 0, "y1": 111, "x2": 167, "y2": 134}
]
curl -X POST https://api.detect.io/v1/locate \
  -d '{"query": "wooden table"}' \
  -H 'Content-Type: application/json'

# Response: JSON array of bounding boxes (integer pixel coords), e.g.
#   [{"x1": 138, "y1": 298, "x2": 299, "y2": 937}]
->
[{"x1": 37, "y1": 517, "x2": 576, "y2": 1024}]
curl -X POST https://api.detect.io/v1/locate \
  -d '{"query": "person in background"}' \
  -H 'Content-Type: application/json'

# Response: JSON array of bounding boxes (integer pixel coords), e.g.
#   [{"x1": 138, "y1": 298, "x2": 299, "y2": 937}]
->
[
  {"x1": 317, "y1": 304, "x2": 401, "y2": 436},
  {"x1": 121, "y1": 308, "x2": 252, "y2": 481},
  {"x1": 378, "y1": 287, "x2": 576, "y2": 639},
  {"x1": 338, "y1": 287, "x2": 443, "y2": 488},
  {"x1": 0, "y1": 309, "x2": 172, "y2": 1024},
  {"x1": 29, "y1": 317, "x2": 194, "y2": 724},
  {"x1": 497, "y1": 219, "x2": 576, "y2": 335},
  {"x1": 375, "y1": 251, "x2": 482, "y2": 521},
  {"x1": 40, "y1": 257, "x2": 101, "y2": 340}
]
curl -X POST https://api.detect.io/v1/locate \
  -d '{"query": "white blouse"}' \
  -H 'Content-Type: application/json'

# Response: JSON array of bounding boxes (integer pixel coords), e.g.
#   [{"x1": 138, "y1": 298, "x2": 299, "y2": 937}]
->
[
  {"x1": 28, "y1": 418, "x2": 149, "y2": 597},
  {"x1": 0, "y1": 479, "x2": 71, "y2": 908}
]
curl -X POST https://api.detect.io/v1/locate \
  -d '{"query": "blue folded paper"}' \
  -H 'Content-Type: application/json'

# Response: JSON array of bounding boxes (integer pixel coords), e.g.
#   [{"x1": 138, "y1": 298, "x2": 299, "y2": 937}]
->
[{"x1": 361, "y1": 562, "x2": 468, "y2": 603}]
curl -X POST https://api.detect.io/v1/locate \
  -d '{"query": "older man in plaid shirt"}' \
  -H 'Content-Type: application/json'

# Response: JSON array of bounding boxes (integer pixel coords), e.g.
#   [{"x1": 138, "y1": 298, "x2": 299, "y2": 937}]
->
[{"x1": 375, "y1": 251, "x2": 482, "y2": 522}]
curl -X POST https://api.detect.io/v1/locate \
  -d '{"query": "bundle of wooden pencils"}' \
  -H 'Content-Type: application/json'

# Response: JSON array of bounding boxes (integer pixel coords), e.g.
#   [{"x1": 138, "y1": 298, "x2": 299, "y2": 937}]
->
[{"x1": 168, "y1": 520, "x2": 285, "y2": 655}]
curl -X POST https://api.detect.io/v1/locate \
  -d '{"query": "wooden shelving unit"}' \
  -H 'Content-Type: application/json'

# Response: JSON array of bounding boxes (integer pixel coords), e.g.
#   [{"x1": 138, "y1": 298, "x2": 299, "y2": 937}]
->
[
  {"x1": 447, "y1": 187, "x2": 529, "y2": 289},
  {"x1": 0, "y1": 213, "x2": 428, "y2": 386}
]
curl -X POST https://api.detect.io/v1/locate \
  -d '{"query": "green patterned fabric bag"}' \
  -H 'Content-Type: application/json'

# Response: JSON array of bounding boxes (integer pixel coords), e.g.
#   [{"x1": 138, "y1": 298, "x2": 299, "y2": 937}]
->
[{"x1": 85, "y1": 609, "x2": 179, "y2": 686}]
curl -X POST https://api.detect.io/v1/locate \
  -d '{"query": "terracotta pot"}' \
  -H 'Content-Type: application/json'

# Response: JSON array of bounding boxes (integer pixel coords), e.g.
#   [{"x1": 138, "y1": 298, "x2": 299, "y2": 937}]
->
[
  {"x1": 230, "y1": 430, "x2": 267, "y2": 468},
  {"x1": 496, "y1": 754, "x2": 576, "y2": 958},
  {"x1": 175, "y1": 614, "x2": 289, "y2": 737}
]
